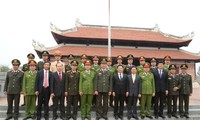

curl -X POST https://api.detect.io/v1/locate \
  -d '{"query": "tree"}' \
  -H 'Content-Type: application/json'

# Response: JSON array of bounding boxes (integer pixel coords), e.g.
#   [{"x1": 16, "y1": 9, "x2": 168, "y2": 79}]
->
[{"x1": 0, "y1": 65, "x2": 10, "y2": 72}]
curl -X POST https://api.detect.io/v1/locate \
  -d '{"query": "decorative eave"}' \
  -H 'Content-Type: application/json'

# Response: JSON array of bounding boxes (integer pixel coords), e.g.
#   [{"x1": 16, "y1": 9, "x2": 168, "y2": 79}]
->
[{"x1": 50, "y1": 19, "x2": 194, "y2": 42}]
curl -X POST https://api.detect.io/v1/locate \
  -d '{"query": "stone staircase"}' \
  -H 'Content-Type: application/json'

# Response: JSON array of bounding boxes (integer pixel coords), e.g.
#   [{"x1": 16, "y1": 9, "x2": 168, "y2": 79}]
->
[{"x1": 0, "y1": 105, "x2": 199, "y2": 120}]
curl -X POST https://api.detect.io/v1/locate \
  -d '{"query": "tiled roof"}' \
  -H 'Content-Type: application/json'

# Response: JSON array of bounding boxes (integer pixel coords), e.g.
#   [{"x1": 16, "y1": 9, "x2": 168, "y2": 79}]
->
[{"x1": 35, "y1": 45, "x2": 200, "y2": 61}]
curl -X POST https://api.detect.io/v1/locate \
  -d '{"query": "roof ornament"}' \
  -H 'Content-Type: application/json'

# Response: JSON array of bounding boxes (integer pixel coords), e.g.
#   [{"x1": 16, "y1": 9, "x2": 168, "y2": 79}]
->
[
  {"x1": 50, "y1": 22, "x2": 62, "y2": 34},
  {"x1": 182, "y1": 31, "x2": 195, "y2": 40},
  {"x1": 75, "y1": 18, "x2": 82, "y2": 27},
  {"x1": 32, "y1": 39, "x2": 46, "y2": 50},
  {"x1": 152, "y1": 24, "x2": 160, "y2": 32}
]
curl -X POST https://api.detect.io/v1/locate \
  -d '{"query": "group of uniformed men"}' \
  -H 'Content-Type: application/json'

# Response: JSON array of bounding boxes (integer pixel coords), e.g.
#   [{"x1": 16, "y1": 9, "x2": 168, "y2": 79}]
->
[{"x1": 3, "y1": 50, "x2": 193, "y2": 120}]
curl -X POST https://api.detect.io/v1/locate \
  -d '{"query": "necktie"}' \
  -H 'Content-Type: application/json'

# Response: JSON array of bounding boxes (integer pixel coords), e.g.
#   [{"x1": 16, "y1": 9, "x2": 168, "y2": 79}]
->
[
  {"x1": 159, "y1": 70, "x2": 162, "y2": 78},
  {"x1": 44, "y1": 71, "x2": 48, "y2": 88},
  {"x1": 119, "y1": 73, "x2": 122, "y2": 80},
  {"x1": 58, "y1": 72, "x2": 62, "y2": 81}
]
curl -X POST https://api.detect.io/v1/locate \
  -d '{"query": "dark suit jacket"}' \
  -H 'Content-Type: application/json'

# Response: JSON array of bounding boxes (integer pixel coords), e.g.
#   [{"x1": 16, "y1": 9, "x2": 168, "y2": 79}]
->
[
  {"x1": 35, "y1": 69, "x2": 52, "y2": 93},
  {"x1": 113, "y1": 73, "x2": 129, "y2": 94},
  {"x1": 153, "y1": 69, "x2": 168, "y2": 92},
  {"x1": 128, "y1": 74, "x2": 141, "y2": 97},
  {"x1": 51, "y1": 71, "x2": 67, "y2": 96}
]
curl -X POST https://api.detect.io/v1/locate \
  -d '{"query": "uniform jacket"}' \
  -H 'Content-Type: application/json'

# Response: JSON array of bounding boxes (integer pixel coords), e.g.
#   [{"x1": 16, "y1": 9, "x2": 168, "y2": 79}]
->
[
  {"x1": 79, "y1": 70, "x2": 95, "y2": 94},
  {"x1": 94, "y1": 69, "x2": 113, "y2": 93},
  {"x1": 153, "y1": 69, "x2": 168, "y2": 93},
  {"x1": 179, "y1": 73, "x2": 193, "y2": 95},
  {"x1": 77, "y1": 63, "x2": 85, "y2": 72},
  {"x1": 66, "y1": 70, "x2": 80, "y2": 95},
  {"x1": 128, "y1": 74, "x2": 141, "y2": 97},
  {"x1": 137, "y1": 65, "x2": 144, "y2": 74},
  {"x1": 113, "y1": 73, "x2": 129, "y2": 94},
  {"x1": 35, "y1": 69, "x2": 52, "y2": 93},
  {"x1": 22, "y1": 63, "x2": 29, "y2": 72},
  {"x1": 50, "y1": 61, "x2": 65, "y2": 72},
  {"x1": 51, "y1": 71, "x2": 66, "y2": 96},
  {"x1": 91, "y1": 65, "x2": 100, "y2": 72},
  {"x1": 22, "y1": 70, "x2": 37, "y2": 95},
  {"x1": 4, "y1": 70, "x2": 24, "y2": 94},
  {"x1": 167, "y1": 74, "x2": 180, "y2": 95},
  {"x1": 139, "y1": 72, "x2": 155, "y2": 94}
]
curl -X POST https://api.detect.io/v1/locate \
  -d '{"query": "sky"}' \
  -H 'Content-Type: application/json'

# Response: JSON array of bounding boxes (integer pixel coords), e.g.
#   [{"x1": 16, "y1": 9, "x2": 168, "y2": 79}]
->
[{"x1": 0, "y1": 0, "x2": 200, "y2": 68}]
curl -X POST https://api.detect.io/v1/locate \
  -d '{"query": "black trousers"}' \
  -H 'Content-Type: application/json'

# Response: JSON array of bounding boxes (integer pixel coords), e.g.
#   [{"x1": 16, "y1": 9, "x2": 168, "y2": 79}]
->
[
  {"x1": 53, "y1": 94, "x2": 65, "y2": 117},
  {"x1": 67, "y1": 95, "x2": 79, "y2": 117},
  {"x1": 114, "y1": 94, "x2": 125, "y2": 116},
  {"x1": 96, "y1": 92, "x2": 109, "y2": 117},
  {"x1": 179, "y1": 94, "x2": 189, "y2": 115},
  {"x1": 37, "y1": 87, "x2": 50, "y2": 118},
  {"x1": 7, "y1": 94, "x2": 20, "y2": 118},
  {"x1": 167, "y1": 95, "x2": 178, "y2": 115},
  {"x1": 127, "y1": 95, "x2": 138, "y2": 117},
  {"x1": 154, "y1": 91, "x2": 165, "y2": 115}
]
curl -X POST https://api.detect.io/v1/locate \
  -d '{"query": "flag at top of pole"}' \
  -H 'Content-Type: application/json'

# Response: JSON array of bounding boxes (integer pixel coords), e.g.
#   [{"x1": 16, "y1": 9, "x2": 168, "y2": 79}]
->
[{"x1": 108, "y1": 0, "x2": 111, "y2": 57}]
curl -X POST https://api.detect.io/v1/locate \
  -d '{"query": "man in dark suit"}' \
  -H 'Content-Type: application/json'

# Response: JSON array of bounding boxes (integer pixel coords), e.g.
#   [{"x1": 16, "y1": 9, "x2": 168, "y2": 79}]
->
[
  {"x1": 113, "y1": 65, "x2": 129, "y2": 120},
  {"x1": 4, "y1": 59, "x2": 24, "y2": 120},
  {"x1": 127, "y1": 66, "x2": 141, "y2": 120},
  {"x1": 35, "y1": 61, "x2": 52, "y2": 120},
  {"x1": 51, "y1": 62, "x2": 67, "y2": 120},
  {"x1": 152, "y1": 62, "x2": 168, "y2": 119}
]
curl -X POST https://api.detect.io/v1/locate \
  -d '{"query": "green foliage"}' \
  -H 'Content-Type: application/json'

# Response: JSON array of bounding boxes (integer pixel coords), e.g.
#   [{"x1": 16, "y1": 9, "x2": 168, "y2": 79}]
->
[{"x1": 0, "y1": 65, "x2": 10, "y2": 72}]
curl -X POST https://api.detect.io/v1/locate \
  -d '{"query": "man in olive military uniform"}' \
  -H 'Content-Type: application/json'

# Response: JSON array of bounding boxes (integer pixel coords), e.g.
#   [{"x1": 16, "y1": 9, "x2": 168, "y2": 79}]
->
[
  {"x1": 37, "y1": 51, "x2": 49, "y2": 71},
  {"x1": 65, "y1": 54, "x2": 74, "y2": 72},
  {"x1": 107, "y1": 57, "x2": 115, "y2": 74},
  {"x1": 179, "y1": 64, "x2": 193, "y2": 118},
  {"x1": 137, "y1": 56, "x2": 146, "y2": 74},
  {"x1": 167, "y1": 64, "x2": 180, "y2": 118},
  {"x1": 107, "y1": 57, "x2": 115, "y2": 107},
  {"x1": 77, "y1": 54, "x2": 87, "y2": 72},
  {"x1": 66, "y1": 60, "x2": 80, "y2": 120},
  {"x1": 113, "y1": 55, "x2": 125, "y2": 73},
  {"x1": 150, "y1": 57, "x2": 157, "y2": 73},
  {"x1": 91, "y1": 55, "x2": 100, "y2": 72},
  {"x1": 163, "y1": 55, "x2": 171, "y2": 72},
  {"x1": 50, "y1": 50, "x2": 65, "y2": 72},
  {"x1": 22, "y1": 60, "x2": 37, "y2": 120},
  {"x1": 124, "y1": 54, "x2": 134, "y2": 75},
  {"x1": 4, "y1": 59, "x2": 24, "y2": 120},
  {"x1": 79, "y1": 60, "x2": 95, "y2": 120},
  {"x1": 94, "y1": 59, "x2": 113, "y2": 120},
  {"x1": 139, "y1": 63, "x2": 155, "y2": 119},
  {"x1": 22, "y1": 53, "x2": 35, "y2": 72}
]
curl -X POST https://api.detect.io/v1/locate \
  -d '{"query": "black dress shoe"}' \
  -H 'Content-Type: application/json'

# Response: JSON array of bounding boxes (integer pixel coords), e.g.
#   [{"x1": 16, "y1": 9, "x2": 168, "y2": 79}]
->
[
  {"x1": 5, "y1": 116, "x2": 12, "y2": 120},
  {"x1": 146, "y1": 116, "x2": 153, "y2": 119},
  {"x1": 155, "y1": 115, "x2": 158, "y2": 119},
  {"x1": 141, "y1": 116, "x2": 145, "y2": 119},
  {"x1": 184, "y1": 114, "x2": 189, "y2": 118},
  {"x1": 21, "y1": 103, "x2": 25, "y2": 106},
  {"x1": 118, "y1": 115, "x2": 123, "y2": 119},
  {"x1": 14, "y1": 118, "x2": 18, "y2": 120},
  {"x1": 127, "y1": 116, "x2": 131, "y2": 120},
  {"x1": 23, "y1": 116, "x2": 31, "y2": 120},
  {"x1": 159, "y1": 114, "x2": 165, "y2": 119},
  {"x1": 172, "y1": 114, "x2": 178, "y2": 118},
  {"x1": 168, "y1": 114, "x2": 171, "y2": 118},
  {"x1": 60, "y1": 116, "x2": 66, "y2": 120}
]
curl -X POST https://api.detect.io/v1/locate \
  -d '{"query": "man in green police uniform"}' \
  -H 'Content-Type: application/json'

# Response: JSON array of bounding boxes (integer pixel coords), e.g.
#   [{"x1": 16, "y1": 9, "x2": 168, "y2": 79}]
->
[
  {"x1": 94, "y1": 59, "x2": 113, "y2": 120},
  {"x1": 107, "y1": 57, "x2": 115, "y2": 74},
  {"x1": 179, "y1": 64, "x2": 193, "y2": 118},
  {"x1": 79, "y1": 60, "x2": 95, "y2": 120},
  {"x1": 163, "y1": 55, "x2": 171, "y2": 72},
  {"x1": 91, "y1": 55, "x2": 100, "y2": 72},
  {"x1": 22, "y1": 60, "x2": 37, "y2": 120},
  {"x1": 137, "y1": 56, "x2": 146, "y2": 74},
  {"x1": 140, "y1": 63, "x2": 155, "y2": 119},
  {"x1": 66, "y1": 60, "x2": 80, "y2": 120},
  {"x1": 4, "y1": 59, "x2": 24, "y2": 120},
  {"x1": 77, "y1": 54, "x2": 87, "y2": 72},
  {"x1": 113, "y1": 55, "x2": 125, "y2": 73},
  {"x1": 65, "y1": 54, "x2": 74, "y2": 72},
  {"x1": 37, "y1": 51, "x2": 49, "y2": 71},
  {"x1": 124, "y1": 54, "x2": 134, "y2": 75}
]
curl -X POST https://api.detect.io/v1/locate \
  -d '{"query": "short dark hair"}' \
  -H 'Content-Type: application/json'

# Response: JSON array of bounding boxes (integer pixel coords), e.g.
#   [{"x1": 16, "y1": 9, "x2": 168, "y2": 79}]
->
[
  {"x1": 117, "y1": 64, "x2": 123, "y2": 68},
  {"x1": 131, "y1": 65, "x2": 137, "y2": 70},
  {"x1": 43, "y1": 61, "x2": 51, "y2": 66}
]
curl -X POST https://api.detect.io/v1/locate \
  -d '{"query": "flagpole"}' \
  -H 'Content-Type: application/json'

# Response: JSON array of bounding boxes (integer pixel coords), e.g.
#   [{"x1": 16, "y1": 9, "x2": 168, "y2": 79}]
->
[{"x1": 108, "y1": 0, "x2": 111, "y2": 57}]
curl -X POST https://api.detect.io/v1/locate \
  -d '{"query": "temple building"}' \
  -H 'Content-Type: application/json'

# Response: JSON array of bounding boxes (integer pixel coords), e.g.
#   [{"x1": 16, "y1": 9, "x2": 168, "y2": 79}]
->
[{"x1": 33, "y1": 20, "x2": 200, "y2": 80}]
